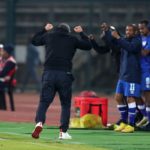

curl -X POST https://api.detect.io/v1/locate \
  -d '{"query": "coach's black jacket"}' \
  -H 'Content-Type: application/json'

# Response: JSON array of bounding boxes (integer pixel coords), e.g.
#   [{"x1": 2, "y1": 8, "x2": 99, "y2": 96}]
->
[{"x1": 32, "y1": 27, "x2": 92, "y2": 72}]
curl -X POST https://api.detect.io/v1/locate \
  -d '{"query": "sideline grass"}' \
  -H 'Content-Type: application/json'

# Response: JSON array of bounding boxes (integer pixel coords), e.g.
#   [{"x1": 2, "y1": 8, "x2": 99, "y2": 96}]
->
[{"x1": 0, "y1": 122, "x2": 150, "y2": 150}]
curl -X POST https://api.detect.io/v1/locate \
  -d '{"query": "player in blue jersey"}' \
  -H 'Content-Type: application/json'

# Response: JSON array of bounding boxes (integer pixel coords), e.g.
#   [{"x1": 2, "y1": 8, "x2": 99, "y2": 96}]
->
[
  {"x1": 105, "y1": 24, "x2": 142, "y2": 133},
  {"x1": 90, "y1": 23, "x2": 145, "y2": 128},
  {"x1": 138, "y1": 20, "x2": 150, "y2": 130}
]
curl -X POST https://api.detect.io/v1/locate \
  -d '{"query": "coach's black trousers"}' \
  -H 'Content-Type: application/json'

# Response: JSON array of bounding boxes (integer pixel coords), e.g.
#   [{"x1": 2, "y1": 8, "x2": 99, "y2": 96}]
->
[{"x1": 35, "y1": 70, "x2": 74, "y2": 132}]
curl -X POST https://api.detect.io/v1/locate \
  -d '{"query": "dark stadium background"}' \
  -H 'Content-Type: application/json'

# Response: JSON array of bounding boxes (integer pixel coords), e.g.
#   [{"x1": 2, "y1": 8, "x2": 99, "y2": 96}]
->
[{"x1": 0, "y1": 0, "x2": 149, "y2": 93}]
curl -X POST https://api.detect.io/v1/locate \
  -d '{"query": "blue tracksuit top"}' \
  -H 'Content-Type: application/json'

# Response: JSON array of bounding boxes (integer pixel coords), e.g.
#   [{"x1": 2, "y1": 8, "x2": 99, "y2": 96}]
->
[{"x1": 105, "y1": 31, "x2": 142, "y2": 83}]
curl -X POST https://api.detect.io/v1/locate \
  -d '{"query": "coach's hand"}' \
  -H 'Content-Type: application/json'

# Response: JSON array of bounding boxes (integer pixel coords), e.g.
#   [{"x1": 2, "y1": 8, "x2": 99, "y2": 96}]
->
[
  {"x1": 45, "y1": 23, "x2": 53, "y2": 31},
  {"x1": 74, "y1": 26, "x2": 83, "y2": 33},
  {"x1": 88, "y1": 34, "x2": 94, "y2": 40}
]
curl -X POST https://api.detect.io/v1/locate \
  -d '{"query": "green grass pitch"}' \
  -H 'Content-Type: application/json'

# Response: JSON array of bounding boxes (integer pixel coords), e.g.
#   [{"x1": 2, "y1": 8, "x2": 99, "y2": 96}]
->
[{"x1": 0, "y1": 122, "x2": 150, "y2": 150}]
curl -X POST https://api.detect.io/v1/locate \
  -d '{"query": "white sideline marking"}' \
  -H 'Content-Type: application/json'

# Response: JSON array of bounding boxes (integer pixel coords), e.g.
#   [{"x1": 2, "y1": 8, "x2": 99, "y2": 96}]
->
[
  {"x1": 23, "y1": 141, "x2": 86, "y2": 150},
  {"x1": 64, "y1": 141, "x2": 84, "y2": 144},
  {"x1": 0, "y1": 132, "x2": 29, "y2": 137},
  {"x1": 0, "y1": 127, "x2": 25, "y2": 130},
  {"x1": 0, "y1": 131, "x2": 84, "y2": 146},
  {"x1": 23, "y1": 142, "x2": 59, "y2": 148},
  {"x1": 0, "y1": 138, "x2": 6, "y2": 141}
]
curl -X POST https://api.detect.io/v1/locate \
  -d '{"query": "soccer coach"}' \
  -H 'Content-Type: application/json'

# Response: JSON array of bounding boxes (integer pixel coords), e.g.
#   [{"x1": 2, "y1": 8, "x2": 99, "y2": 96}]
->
[{"x1": 31, "y1": 23, "x2": 92, "y2": 139}]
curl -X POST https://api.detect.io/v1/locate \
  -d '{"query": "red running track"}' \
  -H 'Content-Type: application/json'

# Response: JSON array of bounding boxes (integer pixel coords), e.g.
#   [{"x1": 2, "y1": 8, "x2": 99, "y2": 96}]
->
[{"x1": 0, "y1": 93, "x2": 119, "y2": 126}]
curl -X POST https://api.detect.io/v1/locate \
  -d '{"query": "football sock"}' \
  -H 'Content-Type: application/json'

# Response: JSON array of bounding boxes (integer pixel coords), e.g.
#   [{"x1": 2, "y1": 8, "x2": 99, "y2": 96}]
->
[
  {"x1": 128, "y1": 102, "x2": 136, "y2": 126},
  {"x1": 146, "y1": 107, "x2": 150, "y2": 123},
  {"x1": 137, "y1": 104, "x2": 147, "y2": 117},
  {"x1": 117, "y1": 104, "x2": 128, "y2": 123}
]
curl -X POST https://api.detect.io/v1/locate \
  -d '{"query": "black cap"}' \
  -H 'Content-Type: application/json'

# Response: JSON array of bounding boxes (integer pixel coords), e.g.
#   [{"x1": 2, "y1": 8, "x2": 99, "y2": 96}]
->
[{"x1": 3, "y1": 44, "x2": 14, "y2": 55}]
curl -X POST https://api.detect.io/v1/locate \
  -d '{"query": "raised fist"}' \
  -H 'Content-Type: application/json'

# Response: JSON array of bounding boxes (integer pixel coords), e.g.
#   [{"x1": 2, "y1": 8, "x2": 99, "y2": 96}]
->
[
  {"x1": 45, "y1": 23, "x2": 53, "y2": 31},
  {"x1": 88, "y1": 34, "x2": 94, "y2": 40},
  {"x1": 74, "y1": 26, "x2": 83, "y2": 33}
]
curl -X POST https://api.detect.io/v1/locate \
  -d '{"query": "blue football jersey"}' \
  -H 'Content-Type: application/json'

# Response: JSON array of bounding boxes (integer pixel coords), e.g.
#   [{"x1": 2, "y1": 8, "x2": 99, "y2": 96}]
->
[{"x1": 140, "y1": 35, "x2": 150, "y2": 72}]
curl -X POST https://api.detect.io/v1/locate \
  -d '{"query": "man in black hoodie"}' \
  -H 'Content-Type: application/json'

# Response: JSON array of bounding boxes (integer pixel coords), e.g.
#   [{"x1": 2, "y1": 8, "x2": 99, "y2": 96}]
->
[{"x1": 31, "y1": 23, "x2": 92, "y2": 139}]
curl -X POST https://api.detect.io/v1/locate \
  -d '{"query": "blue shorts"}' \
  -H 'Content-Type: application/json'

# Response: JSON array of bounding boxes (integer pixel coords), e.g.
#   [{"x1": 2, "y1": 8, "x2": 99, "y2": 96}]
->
[
  {"x1": 116, "y1": 80, "x2": 141, "y2": 97},
  {"x1": 141, "y1": 72, "x2": 150, "y2": 91}
]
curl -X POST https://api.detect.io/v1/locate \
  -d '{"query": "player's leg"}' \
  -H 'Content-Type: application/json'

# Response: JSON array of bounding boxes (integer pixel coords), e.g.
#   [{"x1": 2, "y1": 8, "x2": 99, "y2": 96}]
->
[
  {"x1": 135, "y1": 97, "x2": 147, "y2": 127},
  {"x1": 141, "y1": 91, "x2": 150, "y2": 130},
  {"x1": 121, "y1": 82, "x2": 141, "y2": 133},
  {"x1": 0, "y1": 90, "x2": 7, "y2": 110},
  {"x1": 136, "y1": 72, "x2": 150, "y2": 127},
  {"x1": 138, "y1": 73, "x2": 150, "y2": 130},
  {"x1": 57, "y1": 71, "x2": 74, "y2": 139},
  {"x1": 114, "y1": 80, "x2": 128, "y2": 131},
  {"x1": 32, "y1": 71, "x2": 56, "y2": 139}
]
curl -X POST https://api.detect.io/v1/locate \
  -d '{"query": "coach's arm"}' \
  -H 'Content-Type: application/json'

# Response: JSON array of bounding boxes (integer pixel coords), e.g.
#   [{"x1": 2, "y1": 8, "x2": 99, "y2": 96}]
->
[{"x1": 32, "y1": 23, "x2": 53, "y2": 46}]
